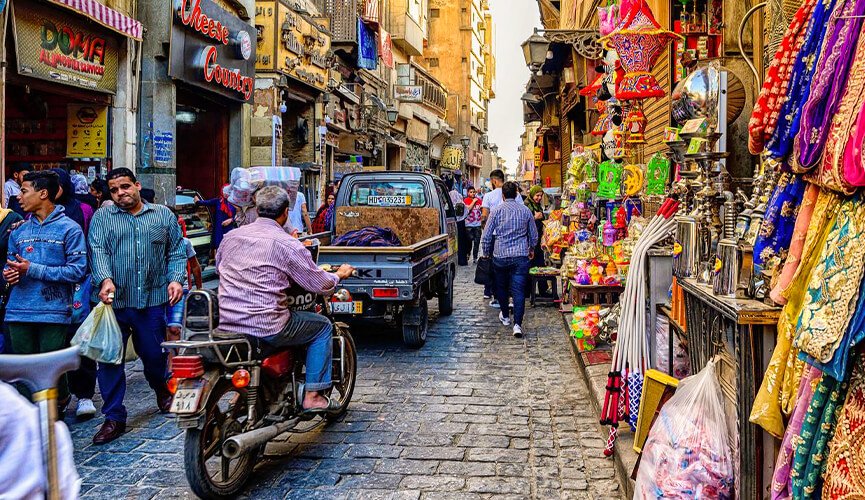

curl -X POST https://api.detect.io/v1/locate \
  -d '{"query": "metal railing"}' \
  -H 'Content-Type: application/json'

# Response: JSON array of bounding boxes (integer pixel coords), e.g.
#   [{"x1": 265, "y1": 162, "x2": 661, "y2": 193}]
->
[
  {"x1": 322, "y1": 0, "x2": 359, "y2": 43},
  {"x1": 415, "y1": 70, "x2": 447, "y2": 115}
]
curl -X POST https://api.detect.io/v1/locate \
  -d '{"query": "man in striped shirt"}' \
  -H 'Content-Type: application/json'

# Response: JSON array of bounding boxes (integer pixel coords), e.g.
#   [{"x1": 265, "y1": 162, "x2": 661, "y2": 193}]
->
[
  {"x1": 88, "y1": 168, "x2": 187, "y2": 444},
  {"x1": 481, "y1": 181, "x2": 537, "y2": 338},
  {"x1": 217, "y1": 186, "x2": 354, "y2": 413}
]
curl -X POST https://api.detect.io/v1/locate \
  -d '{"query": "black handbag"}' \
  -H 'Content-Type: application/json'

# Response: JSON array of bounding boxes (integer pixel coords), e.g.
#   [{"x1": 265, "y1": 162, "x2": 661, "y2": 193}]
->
[{"x1": 474, "y1": 257, "x2": 492, "y2": 285}]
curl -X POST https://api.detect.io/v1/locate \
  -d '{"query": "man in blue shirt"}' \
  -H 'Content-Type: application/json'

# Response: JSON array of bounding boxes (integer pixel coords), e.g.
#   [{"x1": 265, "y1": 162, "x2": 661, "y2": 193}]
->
[
  {"x1": 88, "y1": 168, "x2": 186, "y2": 444},
  {"x1": 481, "y1": 181, "x2": 537, "y2": 338}
]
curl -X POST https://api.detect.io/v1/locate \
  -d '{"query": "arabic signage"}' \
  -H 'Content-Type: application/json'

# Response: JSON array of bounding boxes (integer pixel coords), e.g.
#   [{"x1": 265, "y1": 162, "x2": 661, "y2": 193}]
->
[
  {"x1": 67, "y1": 104, "x2": 108, "y2": 157},
  {"x1": 255, "y1": 1, "x2": 331, "y2": 92},
  {"x1": 379, "y1": 26, "x2": 394, "y2": 69},
  {"x1": 394, "y1": 85, "x2": 422, "y2": 103},
  {"x1": 12, "y1": 2, "x2": 119, "y2": 93},
  {"x1": 441, "y1": 146, "x2": 463, "y2": 170},
  {"x1": 169, "y1": 0, "x2": 256, "y2": 103}
]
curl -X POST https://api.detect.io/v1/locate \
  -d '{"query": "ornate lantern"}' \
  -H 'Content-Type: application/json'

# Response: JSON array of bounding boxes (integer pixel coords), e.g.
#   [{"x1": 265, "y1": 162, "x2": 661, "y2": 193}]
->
[
  {"x1": 597, "y1": 160, "x2": 624, "y2": 199},
  {"x1": 625, "y1": 107, "x2": 647, "y2": 144}
]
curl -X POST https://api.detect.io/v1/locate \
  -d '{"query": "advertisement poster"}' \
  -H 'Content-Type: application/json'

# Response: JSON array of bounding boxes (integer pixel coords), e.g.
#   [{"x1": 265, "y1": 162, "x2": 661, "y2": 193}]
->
[{"x1": 67, "y1": 104, "x2": 108, "y2": 157}]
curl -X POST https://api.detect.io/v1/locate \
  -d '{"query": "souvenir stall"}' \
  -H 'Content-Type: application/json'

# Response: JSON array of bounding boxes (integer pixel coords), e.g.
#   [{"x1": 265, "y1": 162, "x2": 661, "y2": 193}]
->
[{"x1": 622, "y1": 0, "x2": 865, "y2": 496}]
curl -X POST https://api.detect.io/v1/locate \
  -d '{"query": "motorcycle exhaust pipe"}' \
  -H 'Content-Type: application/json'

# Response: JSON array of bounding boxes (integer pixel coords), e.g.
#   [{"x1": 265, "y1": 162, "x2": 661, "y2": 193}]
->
[{"x1": 222, "y1": 418, "x2": 299, "y2": 459}]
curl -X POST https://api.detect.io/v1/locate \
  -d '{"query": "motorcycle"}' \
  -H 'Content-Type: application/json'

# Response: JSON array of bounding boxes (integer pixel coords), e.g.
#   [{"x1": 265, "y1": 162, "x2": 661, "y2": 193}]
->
[{"x1": 162, "y1": 268, "x2": 358, "y2": 499}]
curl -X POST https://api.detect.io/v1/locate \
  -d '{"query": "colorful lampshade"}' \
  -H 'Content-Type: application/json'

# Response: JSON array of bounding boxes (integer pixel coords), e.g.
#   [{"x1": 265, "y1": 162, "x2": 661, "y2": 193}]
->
[
  {"x1": 580, "y1": 73, "x2": 605, "y2": 97},
  {"x1": 625, "y1": 108, "x2": 647, "y2": 144},
  {"x1": 601, "y1": 0, "x2": 683, "y2": 100},
  {"x1": 592, "y1": 101, "x2": 613, "y2": 136}
]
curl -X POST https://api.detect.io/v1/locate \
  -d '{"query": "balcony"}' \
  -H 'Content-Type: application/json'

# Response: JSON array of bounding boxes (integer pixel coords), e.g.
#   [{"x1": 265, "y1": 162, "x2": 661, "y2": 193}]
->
[
  {"x1": 415, "y1": 68, "x2": 447, "y2": 116},
  {"x1": 318, "y1": 0, "x2": 359, "y2": 45},
  {"x1": 389, "y1": 2, "x2": 425, "y2": 56}
]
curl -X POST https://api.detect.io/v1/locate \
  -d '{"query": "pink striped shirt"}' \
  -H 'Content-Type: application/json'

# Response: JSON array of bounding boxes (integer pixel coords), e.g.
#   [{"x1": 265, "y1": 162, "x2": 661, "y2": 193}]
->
[{"x1": 216, "y1": 218, "x2": 339, "y2": 337}]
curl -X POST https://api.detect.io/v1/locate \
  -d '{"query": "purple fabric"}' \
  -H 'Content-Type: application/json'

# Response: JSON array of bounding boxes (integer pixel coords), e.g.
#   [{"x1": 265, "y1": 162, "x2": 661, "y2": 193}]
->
[
  {"x1": 796, "y1": 0, "x2": 865, "y2": 168},
  {"x1": 771, "y1": 365, "x2": 822, "y2": 500}
]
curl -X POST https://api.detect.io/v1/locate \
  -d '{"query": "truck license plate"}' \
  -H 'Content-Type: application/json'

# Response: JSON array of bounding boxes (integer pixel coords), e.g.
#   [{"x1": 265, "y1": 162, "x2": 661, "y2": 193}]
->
[
  {"x1": 331, "y1": 301, "x2": 363, "y2": 315},
  {"x1": 170, "y1": 379, "x2": 204, "y2": 414}
]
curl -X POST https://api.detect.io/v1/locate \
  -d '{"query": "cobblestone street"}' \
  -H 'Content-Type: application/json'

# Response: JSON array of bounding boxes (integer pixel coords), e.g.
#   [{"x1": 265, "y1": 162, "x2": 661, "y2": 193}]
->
[{"x1": 69, "y1": 267, "x2": 623, "y2": 499}]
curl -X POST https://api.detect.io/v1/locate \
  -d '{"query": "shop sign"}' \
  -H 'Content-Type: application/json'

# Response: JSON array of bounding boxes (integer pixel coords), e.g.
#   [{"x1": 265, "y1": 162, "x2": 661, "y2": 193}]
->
[
  {"x1": 255, "y1": 1, "x2": 331, "y2": 92},
  {"x1": 333, "y1": 159, "x2": 363, "y2": 180},
  {"x1": 467, "y1": 149, "x2": 483, "y2": 167},
  {"x1": 12, "y1": 2, "x2": 119, "y2": 93},
  {"x1": 441, "y1": 146, "x2": 463, "y2": 170},
  {"x1": 394, "y1": 85, "x2": 422, "y2": 103},
  {"x1": 534, "y1": 146, "x2": 542, "y2": 165},
  {"x1": 169, "y1": 0, "x2": 256, "y2": 103},
  {"x1": 325, "y1": 131, "x2": 340, "y2": 146},
  {"x1": 67, "y1": 104, "x2": 108, "y2": 157}
]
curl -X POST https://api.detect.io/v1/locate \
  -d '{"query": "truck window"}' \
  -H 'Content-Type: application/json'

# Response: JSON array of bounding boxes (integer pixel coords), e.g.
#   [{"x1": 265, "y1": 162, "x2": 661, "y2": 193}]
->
[
  {"x1": 435, "y1": 183, "x2": 456, "y2": 219},
  {"x1": 348, "y1": 181, "x2": 428, "y2": 207}
]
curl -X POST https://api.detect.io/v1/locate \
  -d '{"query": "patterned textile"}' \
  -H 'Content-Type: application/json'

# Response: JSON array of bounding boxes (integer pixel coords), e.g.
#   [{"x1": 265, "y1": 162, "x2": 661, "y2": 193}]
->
[
  {"x1": 795, "y1": 195, "x2": 865, "y2": 363},
  {"x1": 627, "y1": 371, "x2": 643, "y2": 432},
  {"x1": 766, "y1": 0, "x2": 837, "y2": 160},
  {"x1": 791, "y1": 372, "x2": 850, "y2": 498},
  {"x1": 801, "y1": 276, "x2": 865, "y2": 381},
  {"x1": 748, "y1": 0, "x2": 819, "y2": 155},
  {"x1": 771, "y1": 366, "x2": 822, "y2": 500},
  {"x1": 600, "y1": 0, "x2": 681, "y2": 100},
  {"x1": 794, "y1": 0, "x2": 865, "y2": 169},
  {"x1": 357, "y1": 18, "x2": 378, "y2": 70},
  {"x1": 822, "y1": 355, "x2": 865, "y2": 498},
  {"x1": 751, "y1": 190, "x2": 842, "y2": 438},
  {"x1": 770, "y1": 183, "x2": 819, "y2": 305},
  {"x1": 333, "y1": 226, "x2": 402, "y2": 247},
  {"x1": 752, "y1": 173, "x2": 806, "y2": 268}
]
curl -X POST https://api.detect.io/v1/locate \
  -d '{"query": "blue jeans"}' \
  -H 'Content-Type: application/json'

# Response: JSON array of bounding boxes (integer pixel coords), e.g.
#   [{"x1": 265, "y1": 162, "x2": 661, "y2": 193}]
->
[
  {"x1": 261, "y1": 310, "x2": 333, "y2": 392},
  {"x1": 97, "y1": 306, "x2": 169, "y2": 423},
  {"x1": 493, "y1": 256, "x2": 530, "y2": 326}
]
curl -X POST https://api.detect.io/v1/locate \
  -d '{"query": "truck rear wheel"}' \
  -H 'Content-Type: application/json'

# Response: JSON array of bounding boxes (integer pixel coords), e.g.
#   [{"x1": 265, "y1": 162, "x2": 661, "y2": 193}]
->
[
  {"x1": 438, "y1": 268, "x2": 454, "y2": 317},
  {"x1": 401, "y1": 298, "x2": 429, "y2": 348}
]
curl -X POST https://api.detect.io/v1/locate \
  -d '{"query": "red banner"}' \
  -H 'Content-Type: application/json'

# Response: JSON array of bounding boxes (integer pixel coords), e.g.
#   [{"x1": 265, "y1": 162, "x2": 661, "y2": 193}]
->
[{"x1": 379, "y1": 26, "x2": 394, "y2": 69}]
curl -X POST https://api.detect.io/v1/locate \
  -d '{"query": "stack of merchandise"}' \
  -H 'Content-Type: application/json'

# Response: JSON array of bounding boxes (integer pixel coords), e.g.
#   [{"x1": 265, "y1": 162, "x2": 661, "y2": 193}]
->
[{"x1": 571, "y1": 305, "x2": 601, "y2": 352}]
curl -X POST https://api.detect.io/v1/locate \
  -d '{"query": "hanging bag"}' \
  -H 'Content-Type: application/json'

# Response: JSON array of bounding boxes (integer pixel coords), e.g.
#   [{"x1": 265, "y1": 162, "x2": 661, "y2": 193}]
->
[
  {"x1": 71, "y1": 302, "x2": 124, "y2": 365},
  {"x1": 474, "y1": 257, "x2": 492, "y2": 286}
]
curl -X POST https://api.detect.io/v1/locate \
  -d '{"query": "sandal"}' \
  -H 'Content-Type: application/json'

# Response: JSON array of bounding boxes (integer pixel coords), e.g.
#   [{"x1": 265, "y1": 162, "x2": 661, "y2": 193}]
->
[{"x1": 301, "y1": 396, "x2": 341, "y2": 415}]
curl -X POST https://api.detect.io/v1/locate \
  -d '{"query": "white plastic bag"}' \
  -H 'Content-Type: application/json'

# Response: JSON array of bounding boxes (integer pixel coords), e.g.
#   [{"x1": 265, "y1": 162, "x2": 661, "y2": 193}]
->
[
  {"x1": 70, "y1": 302, "x2": 123, "y2": 365},
  {"x1": 634, "y1": 359, "x2": 734, "y2": 499}
]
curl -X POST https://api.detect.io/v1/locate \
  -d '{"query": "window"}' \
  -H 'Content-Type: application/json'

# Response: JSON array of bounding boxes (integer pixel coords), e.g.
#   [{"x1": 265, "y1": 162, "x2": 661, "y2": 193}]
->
[
  {"x1": 462, "y1": 57, "x2": 467, "y2": 63},
  {"x1": 435, "y1": 182, "x2": 455, "y2": 219},
  {"x1": 348, "y1": 181, "x2": 428, "y2": 207},
  {"x1": 429, "y1": 57, "x2": 439, "y2": 67},
  {"x1": 431, "y1": 8, "x2": 439, "y2": 17}
]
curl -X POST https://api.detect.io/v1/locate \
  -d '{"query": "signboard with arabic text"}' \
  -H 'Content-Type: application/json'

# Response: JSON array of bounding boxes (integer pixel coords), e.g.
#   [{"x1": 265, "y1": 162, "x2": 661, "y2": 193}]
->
[
  {"x1": 67, "y1": 104, "x2": 108, "y2": 157},
  {"x1": 441, "y1": 146, "x2": 463, "y2": 170},
  {"x1": 394, "y1": 85, "x2": 422, "y2": 102}
]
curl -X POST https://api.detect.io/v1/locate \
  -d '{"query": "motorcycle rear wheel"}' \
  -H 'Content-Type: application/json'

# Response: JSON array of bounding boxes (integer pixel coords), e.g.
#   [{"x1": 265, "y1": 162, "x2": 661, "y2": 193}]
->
[
  {"x1": 185, "y1": 380, "x2": 260, "y2": 499},
  {"x1": 325, "y1": 324, "x2": 357, "y2": 421}
]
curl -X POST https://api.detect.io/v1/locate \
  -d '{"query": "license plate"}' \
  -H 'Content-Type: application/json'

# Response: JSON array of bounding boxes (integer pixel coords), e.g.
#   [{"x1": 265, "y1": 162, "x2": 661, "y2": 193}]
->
[
  {"x1": 330, "y1": 301, "x2": 363, "y2": 315},
  {"x1": 367, "y1": 195, "x2": 411, "y2": 206},
  {"x1": 170, "y1": 379, "x2": 205, "y2": 414}
]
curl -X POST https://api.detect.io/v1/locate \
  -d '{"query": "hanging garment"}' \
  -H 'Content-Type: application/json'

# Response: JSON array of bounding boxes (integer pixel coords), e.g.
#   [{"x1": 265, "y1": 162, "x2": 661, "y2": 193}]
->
[
  {"x1": 753, "y1": 173, "x2": 806, "y2": 268},
  {"x1": 748, "y1": 0, "x2": 820, "y2": 155},
  {"x1": 770, "y1": 183, "x2": 820, "y2": 304},
  {"x1": 801, "y1": 275, "x2": 865, "y2": 381},
  {"x1": 771, "y1": 366, "x2": 822, "y2": 500},
  {"x1": 766, "y1": 0, "x2": 838, "y2": 160},
  {"x1": 794, "y1": 0, "x2": 865, "y2": 169},
  {"x1": 791, "y1": 370, "x2": 851, "y2": 498},
  {"x1": 751, "y1": 190, "x2": 842, "y2": 438},
  {"x1": 795, "y1": 195, "x2": 865, "y2": 364},
  {"x1": 822, "y1": 354, "x2": 865, "y2": 498}
]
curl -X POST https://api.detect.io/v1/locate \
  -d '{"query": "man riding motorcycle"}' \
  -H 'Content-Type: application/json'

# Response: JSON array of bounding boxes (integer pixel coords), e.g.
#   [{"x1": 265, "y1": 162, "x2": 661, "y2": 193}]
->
[{"x1": 215, "y1": 186, "x2": 354, "y2": 413}]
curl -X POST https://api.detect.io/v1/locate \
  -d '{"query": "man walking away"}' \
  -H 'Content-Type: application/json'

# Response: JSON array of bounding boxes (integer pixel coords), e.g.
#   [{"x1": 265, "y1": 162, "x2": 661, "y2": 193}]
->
[
  {"x1": 480, "y1": 181, "x2": 537, "y2": 338},
  {"x1": 288, "y1": 190, "x2": 312, "y2": 235},
  {"x1": 88, "y1": 168, "x2": 187, "y2": 444},
  {"x1": 464, "y1": 187, "x2": 483, "y2": 263},
  {"x1": 4, "y1": 171, "x2": 87, "y2": 409},
  {"x1": 480, "y1": 169, "x2": 523, "y2": 305}
]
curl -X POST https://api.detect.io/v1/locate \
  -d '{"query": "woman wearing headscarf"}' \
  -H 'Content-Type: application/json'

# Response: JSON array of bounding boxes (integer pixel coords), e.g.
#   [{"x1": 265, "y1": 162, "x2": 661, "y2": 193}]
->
[
  {"x1": 312, "y1": 192, "x2": 336, "y2": 234},
  {"x1": 89, "y1": 179, "x2": 112, "y2": 208},
  {"x1": 194, "y1": 184, "x2": 237, "y2": 251},
  {"x1": 525, "y1": 185, "x2": 549, "y2": 296},
  {"x1": 71, "y1": 173, "x2": 98, "y2": 211},
  {"x1": 51, "y1": 168, "x2": 91, "y2": 234}
]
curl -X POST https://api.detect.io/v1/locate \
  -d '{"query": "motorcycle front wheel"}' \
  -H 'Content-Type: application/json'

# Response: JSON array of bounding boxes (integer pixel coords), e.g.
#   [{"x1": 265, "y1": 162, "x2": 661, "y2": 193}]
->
[
  {"x1": 325, "y1": 323, "x2": 357, "y2": 421},
  {"x1": 184, "y1": 379, "x2": 259, "y2": 499}
]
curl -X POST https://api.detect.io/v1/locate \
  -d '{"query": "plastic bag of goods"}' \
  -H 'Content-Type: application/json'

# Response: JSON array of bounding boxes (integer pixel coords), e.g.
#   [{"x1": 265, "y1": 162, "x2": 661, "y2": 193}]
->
[
  {"x1": 655, "y1": 315, "x2": 670, "y2": 374},
  {"x1": 228, "y1": 166, "x2": 301, "y2": 209},
  {"x1": 571, "y1": 305, "x2": 601, "y2": 351},
  {"x1": 634, "y1": 359, "x2": 734, "y2": 499}
]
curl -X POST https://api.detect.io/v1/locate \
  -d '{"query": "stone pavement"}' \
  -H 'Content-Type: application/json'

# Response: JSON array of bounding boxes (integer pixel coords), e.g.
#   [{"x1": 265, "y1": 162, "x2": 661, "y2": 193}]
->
[{"x1": 68, "y1": 266, "x2": 623, "y2": 499}]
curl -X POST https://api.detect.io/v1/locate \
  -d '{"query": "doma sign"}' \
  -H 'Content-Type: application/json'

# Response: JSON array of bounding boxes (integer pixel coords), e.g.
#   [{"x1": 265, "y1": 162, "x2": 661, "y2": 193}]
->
[{"x1": 169, "y1": 0, "x2": 256, "y2": 103}]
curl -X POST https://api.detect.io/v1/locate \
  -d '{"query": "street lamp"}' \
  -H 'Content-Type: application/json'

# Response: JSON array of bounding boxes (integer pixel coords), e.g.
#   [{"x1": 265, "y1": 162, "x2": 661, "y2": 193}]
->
[
  {"x1": 460, "y1": 136, "x2": 470, "y2": 148},
  {"x1": 491, "y1": 144, "x2": 498, "y2": 154},
  {"x1": 521, "y1": 30, "x2": 550, "y2": 70},
  {"x1": 386, "y1": 104, "x2": 399, "y2": 125}
]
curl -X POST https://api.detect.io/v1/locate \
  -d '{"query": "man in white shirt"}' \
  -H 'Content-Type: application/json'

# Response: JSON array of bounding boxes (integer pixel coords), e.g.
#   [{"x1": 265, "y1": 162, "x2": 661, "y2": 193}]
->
[
  {"x1": 288, "y1": 190, "x2": 312, "y2": 235},
  {"x1": 3, "y1": 163, "x2": 28, "y2": 208}
]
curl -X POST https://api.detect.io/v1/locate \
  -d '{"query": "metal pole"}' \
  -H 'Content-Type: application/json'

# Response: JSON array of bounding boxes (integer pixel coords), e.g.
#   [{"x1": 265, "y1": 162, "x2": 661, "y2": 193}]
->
[{"x1": 1, "y1": 3, "x2": 8, "y2": 202}]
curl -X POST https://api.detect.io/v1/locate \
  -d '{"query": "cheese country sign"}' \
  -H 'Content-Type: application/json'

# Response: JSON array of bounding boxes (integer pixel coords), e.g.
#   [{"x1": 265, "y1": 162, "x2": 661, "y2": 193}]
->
[{"x1": 169, "y1": 0, "x2": 256, "y2": 103}]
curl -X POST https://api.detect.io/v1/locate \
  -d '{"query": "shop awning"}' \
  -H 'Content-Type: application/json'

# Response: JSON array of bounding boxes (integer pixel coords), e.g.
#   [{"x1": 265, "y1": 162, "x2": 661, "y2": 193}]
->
[{"x1": 47, "y1": 0, "x2": 143, "y2": 40}]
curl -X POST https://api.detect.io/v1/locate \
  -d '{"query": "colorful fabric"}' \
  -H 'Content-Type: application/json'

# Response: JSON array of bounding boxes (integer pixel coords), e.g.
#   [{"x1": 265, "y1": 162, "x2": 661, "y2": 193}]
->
[
  {"x1": 752, "y1": 173, "x2": 806, "y2": 267},
  {"x1": 767, "y1": 0, "x2": 837, "y2": 160},
  {"x1": 794, "y1": 0, "x2": 865, "y2": 169},
  {"x1": 795, "y1": 195, "x2": 865, "y2": 364},
  {"x1": 801, "y1": 275, "x2": 865, "y2": 381},
  {"x1": 357, "y1": 18, "x2": 378, "y2": 70},
  {"x1": 748, "y1": 0, "x2": 819, "y2": 155},
  {"x1": 770, "y1": 183, "x2": 819, "y2": 304},
  {"x1": 771, "y1": 366, "x2": 822, "y2": 499},
  {"x1": 333, "y1": 226, "x2": 402, "y2": 247},
  {"x1": 791, "y1": 371, "x2": 850, "y2": 498},
  {"x1": 751, "y1": 190, "x2": 842, "y2": 438},
  {"x1": 822, "y1": 355, "x2": 865, "y2": 498}
]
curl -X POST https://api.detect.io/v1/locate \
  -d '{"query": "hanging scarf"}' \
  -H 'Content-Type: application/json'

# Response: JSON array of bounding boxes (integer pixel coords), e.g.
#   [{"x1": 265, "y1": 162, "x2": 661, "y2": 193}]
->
[
  {"x1": 771, "y1": 366, "x2": 822, "y2": 499},
  {"x1": 752, "y1": 173, "x2": 806, "y2": 268},
  {"x1": 766, "y1": 0, "x2": 838, "y2": 160},
  {"x1": 795, "y1": 194, "x2": 865, "y2": 364},
  {"x1": 794, "y1": 0, "x2": 865, "y2": 169},
  {"x1": 822, "y1": 352, "x2": 865, "y2": 498},
  {"x1": 770, "y1": 183, "x2": 819, "y2": 304},
  {"x1": 751, "y1": 190, "x2": 842, "y2": 438},
  {"x1": 748, "y1": 0, "x2": 819, "y2": 155}
]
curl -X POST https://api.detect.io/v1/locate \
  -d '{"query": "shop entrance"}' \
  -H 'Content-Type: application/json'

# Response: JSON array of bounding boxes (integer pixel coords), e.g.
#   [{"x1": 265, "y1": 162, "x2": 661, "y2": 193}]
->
[{"x1": 176, "y1": 89, "x2": 229, "y2": 199}]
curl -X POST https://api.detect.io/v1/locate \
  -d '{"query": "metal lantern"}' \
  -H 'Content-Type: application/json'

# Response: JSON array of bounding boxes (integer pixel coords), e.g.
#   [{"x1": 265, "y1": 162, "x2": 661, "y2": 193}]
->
[
  {"x1": 521, "y1": 31, "x2": 550, "y2": 69},
  {"x1": 625, "y1": 108, "x2": 647, "y2": 144}
]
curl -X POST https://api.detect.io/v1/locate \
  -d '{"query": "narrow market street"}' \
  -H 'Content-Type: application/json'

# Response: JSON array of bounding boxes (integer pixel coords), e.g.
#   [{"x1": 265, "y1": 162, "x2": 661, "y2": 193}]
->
[{"x1": 68, "y1": 267, "x2": 622, "y2": 499}]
